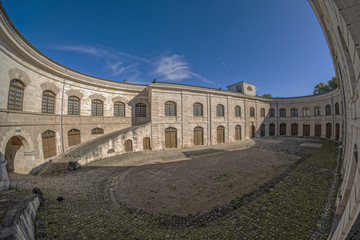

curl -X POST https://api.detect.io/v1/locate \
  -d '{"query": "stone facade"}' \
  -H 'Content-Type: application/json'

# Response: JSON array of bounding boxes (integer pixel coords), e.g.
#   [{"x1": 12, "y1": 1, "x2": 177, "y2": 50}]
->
[{"x1": 0, "y1": 0, "x2": 359, "y2": 238}]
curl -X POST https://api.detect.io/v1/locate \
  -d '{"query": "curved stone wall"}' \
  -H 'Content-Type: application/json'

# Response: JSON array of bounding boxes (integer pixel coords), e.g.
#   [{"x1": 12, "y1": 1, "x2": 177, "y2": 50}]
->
[{"x1": 0, "y1": 0, "x2": 358, "y2": 238}]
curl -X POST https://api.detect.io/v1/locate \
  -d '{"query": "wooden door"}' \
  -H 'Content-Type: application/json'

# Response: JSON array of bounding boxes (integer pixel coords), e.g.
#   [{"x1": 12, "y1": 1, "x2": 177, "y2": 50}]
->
[
  {"x1": 42, "y1": 130, "x2": 56, "y2": 159},
  {"x1": 315, "y1": 124, "x2": 322, "y2": 137},
  {"x1": 165, "y1": 128, "x2": 177, "y2": 148},
  {"x1": 336, "y1": 124, "x2": 340, "y2": 140},
  {"x1": 326, "y1": 123, "x2": 332, "y2": 138},
  {"x1": 194, "y1": 127, "x2": 204, "y2": 146},
  {"x1": 303, "y1": 124, "x2": 310, "y2": 136},
  {"x1": 217, "y1": 126, "x2": 225, "y2": 143},
  {"x1": 280, "y1": 124, "x2": 286, "y2": 135},
  {"x1": 260, "y1": 124, "x2": 265, "y2": 137},
  {"x1": 125, "y1": 139, "x2": 133, "y2": 152},
  {"x1": 269, "y1": 124, "x2": 275, "y2": 136},
  {"x1": 143, "y1": 137, "x2": 151, "y2": 150},
  {"x1": 291, "y1": 124, "x2": 298, "y2": 136},
  {"x1": 235, "y1": 125, "x2": 241, "y2": 140},
  {"x1": 68, "y1": 129, "x2": 81, "y2": 147},
  {"x1": 250, "y1": 125, "x2": 255, "y2": 138}
]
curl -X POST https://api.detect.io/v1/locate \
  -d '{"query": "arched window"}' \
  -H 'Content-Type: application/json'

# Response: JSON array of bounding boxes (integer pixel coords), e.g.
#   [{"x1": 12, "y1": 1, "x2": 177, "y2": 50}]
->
[
  {"x1": 135, "y1": 103, "x2": 146, "y2": 117},
  {"x1": 302, "y1": 107, "x2": 310, "y2": 117},
  {"x1": 314, "y1": 106, "x2": 321, "y2": 116},
  {"x1": 68, "y1": 96, "x2": 80, "y2": 115},
  {"x1": 235, "y1": 125, "x2": 241, "y2": 140},
  {"x1": 279, "y1": 108, "x2": 286, "y2": 117},
  {"x1": 247, "y1": 86, "x2": 253, "y2": 91},
  {"x1": 217, "y1": 125, "x2": 225, "y2": 143},
  {"x1": 42, "y1": 90, "x2": 55, "y2": 114},
  {"x1": 269, "y1": 108, "x2": 275, "y2": 118},
  {"x1": 165, "y1": 101, "x2": 177, "y2": 116},
  {"x1": 216, "y1": 104, "x2": 224, "y2": 117},
  {"x1": 250, "y1": 107, "x2": 255, "y2": 117},
  {"x1": 335, "y1": 103, "x2": 340, "y2": 115},
  {"x1": 260, "y1": 108, "x2": 265, "y2": 117},
  {"x1": 280, "y1": 123, "x2": 286, "y2": 135},
  {"x1": 193, "y1": 103, "x2": 203, "y2": 116},
  {"x1": 291, "y1": 108, "x2": 298, "y2": 117},
  {"x1": 235, "y1": 106, "x2": 241, "y2": 117},
  {"x1": 91, "y1": 128, "x2": 104, "y2": 135},
  {"x1": 8, "y1": 79, "x2": 24, "y2": 111},
  {"x1": 269, "y1": 123, "x2": 275, "y2": 136},
  {"x1": 194, "y1": 126, "x2": 204, "y2": 146},
  {"x1": 91, "y1": 99, "x2": 103, "y2": 116},
  {"x1": 325, "y1": 104, "x2": 331, "y2": 115},
  {"x1": 114, "y1": 101, "x2": 125, "y2": 116}
]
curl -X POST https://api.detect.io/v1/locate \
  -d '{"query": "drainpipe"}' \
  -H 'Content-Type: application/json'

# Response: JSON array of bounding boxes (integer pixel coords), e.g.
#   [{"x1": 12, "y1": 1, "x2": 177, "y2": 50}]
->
[
  {"x1": 209, "y1": 93, "x2": 212, "y2": 145},
  {"x1": 60, "y1": 69, "x2": 66, "y2": 155}
]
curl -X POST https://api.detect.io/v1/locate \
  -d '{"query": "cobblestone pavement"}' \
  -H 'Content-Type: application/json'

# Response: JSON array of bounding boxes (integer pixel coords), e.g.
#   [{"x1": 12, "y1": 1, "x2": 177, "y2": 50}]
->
[{"x1": 8, "y1": 137, "x2": 340, "y2": 239}]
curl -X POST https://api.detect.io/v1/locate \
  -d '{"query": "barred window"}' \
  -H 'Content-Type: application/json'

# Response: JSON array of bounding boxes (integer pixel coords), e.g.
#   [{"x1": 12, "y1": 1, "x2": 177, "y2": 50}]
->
[
  {"x1": 135, "y1": 103, "x2": 146, "y2": 117},
  {"x1": 291, "y1": 108, "x2": 298, "y2": 117},
  {"x1": 235, "y1": 106, "x2": 241, "y2": 117},
  {"x1": 260, "y1": 108, "x2": 265, "y2": 117},
  {"x1": 325, "y1": 104, "x2": 331, "y2": 115},
  {"x1": 114, "y1": 101, "x2": 125, "y2": 116},
  {"x1": 42, "y1": 90, "x2": 55, "y2": 114},
  {"x1": 314, "y1": 106, "x2": 321, "y2": 116},
  {"x1": 269, "y1": 108, "x2": 275, "y2": 118},
  {"x1": 193, "y1": 103, "x2": 203, "y2": 116},
  {"x1": 8, "y1": 79, "x2": 24, "y2": 111},
  {"x1": 91, "y1": 99, "x2": 103, "y2": 116},
  {"x1": 216, "y1": 104, "x2": 224, "y2": 117},
  {"x1": 165, "y1": 101, "x2": 176, "y2": 116},
  {"x1": 335, "y1": 103, "x2": 340, "y2": 115},
  {"x1": 302, "y1": 107, "x2": 310, "y2": 117},
  {"x1": 250, "y1": 107, "x2": 255, "y2": 117},
  {"x1": 279, "y1": 108, "x2": 286, "y2": 117},
  {"x1": 91, "y1": 128, "x2": 104, "y2": 135},
  {"x1": 68, "y1": 96, "x2": 80, "y2": 115}
]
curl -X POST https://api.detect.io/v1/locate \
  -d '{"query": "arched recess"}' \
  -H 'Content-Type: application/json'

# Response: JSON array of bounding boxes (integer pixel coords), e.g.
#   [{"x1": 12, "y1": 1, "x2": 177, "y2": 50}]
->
[
  {"x1": 217, "y1": 126, "x2": 225, "y2": 143},
  {"x1": 165, "y1": 127, "x2": 177, "y2": 148},
  {"x1": 291, "y1": 123, "x2": 298, "y2": 136},
  {"x1": 42, "y1": 130, "x2": 57, "y2": 159},
  {"x1": 143, "y1": 137, "x2": 151, "y2": 150},
  {"x1": 1, "y1": 130, "x2": 36, "y2": 174},
  {"x1": 326, "y1": 123, "x2": 332, "y2": 139},
  {"x1": 260, "y1": 124, "x2": 265, "y2": 137},
  {"x1": 194, "y1": 126, "x2": 204, "y2": 146},
  {"x1": 124, "y1": 139, "x2": 133, "y2": 152},
  {"x1": 5, "y1": 136, "x2": 25, "y2": 172},
  {"x1": 250, "y1": 125, "x2": 256, "y2": 138},
  {"x1": 68, "y1": 129, "x2": 81, "y2": 147},
  {"x1": 280, "y1": 123, "x2": 286, "y2": 135},
  {"x1": 336, "y1": 123, "x2": 340, "y2": 141},
  {"x1": 235, "y1": 125, "x2": 242, "y2": 140},
  {"x1": 269, "y1": 123, "x2": 275, "y2": 136},
  {"x1": 335, "y1": 145, "x2": 358, "y2": 218},
  {"x1": 337, "y1": 26, "x2": 357, "y2": 96}
]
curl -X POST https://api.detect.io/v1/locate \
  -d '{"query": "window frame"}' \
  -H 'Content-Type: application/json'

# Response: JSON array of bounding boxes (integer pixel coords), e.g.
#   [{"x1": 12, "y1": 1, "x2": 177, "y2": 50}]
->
[
  {"x1": 42, "y1": 90, "x2": 56, "y2": 114},
  {"x1": 165, "y1": 101, "x2": 177, "y2": 116},
  {"x1": 68, "y1": 96, "x2": 80, "y2": 115},
  {"x1": 216, "y1": 104, "x2": 225, "y2": 117},
  {"x1": 193, "y1": 103, "x2": 203, "y2": 117},
  {"x1": 7, "y1": 79, "x2": 25, "y2": 111},
  {"x1": 91, "y1": 99, "x2": 104, "y2": 116},
  {"x1": 114, "y1": 101, "x2": 125, "y2": 117},
  {"x1": 135, "y1": 103, "x2": 146, "y2": 117}
]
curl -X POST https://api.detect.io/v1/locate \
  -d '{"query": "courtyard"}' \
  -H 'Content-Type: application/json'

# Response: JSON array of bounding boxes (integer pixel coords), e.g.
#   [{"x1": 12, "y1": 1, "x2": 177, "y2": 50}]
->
[{"x1": 8, "y1": 137, "x2": 340, "y2": 239}]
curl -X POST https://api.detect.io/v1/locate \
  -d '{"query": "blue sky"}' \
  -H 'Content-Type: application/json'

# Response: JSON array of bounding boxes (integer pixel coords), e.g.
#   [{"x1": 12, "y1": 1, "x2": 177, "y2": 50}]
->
[{"x1": 2, "y1": 0, "x2": 334, "y2": 97}]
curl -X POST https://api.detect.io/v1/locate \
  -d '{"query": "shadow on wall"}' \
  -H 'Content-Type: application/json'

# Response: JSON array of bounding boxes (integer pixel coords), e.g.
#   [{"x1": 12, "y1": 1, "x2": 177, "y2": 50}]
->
[{"x1": 128, "y1": 91, "x2": 150, "y2": 126}]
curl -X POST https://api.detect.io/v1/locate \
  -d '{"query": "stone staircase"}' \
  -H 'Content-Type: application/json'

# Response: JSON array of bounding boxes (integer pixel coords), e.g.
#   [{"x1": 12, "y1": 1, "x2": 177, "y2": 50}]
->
[{"x1": 39, "y1": 123, "x2": 151, "y2": 175}]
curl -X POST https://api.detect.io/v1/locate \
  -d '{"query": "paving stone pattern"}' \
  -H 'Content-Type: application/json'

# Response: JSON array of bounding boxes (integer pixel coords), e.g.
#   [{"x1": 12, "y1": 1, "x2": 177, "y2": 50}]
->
[{"x1": 9, "y1": 137, "x2": 340, "y2": 239}]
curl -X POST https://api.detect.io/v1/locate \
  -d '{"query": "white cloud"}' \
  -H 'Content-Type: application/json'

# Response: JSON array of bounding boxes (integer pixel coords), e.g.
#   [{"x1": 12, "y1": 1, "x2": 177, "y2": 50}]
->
[
  {"x1": 156, "y1": 54, "x2": 213, "y2": 83},
  {"x1": 105, "y1": 60, "x2": 138, "y2": 76}
]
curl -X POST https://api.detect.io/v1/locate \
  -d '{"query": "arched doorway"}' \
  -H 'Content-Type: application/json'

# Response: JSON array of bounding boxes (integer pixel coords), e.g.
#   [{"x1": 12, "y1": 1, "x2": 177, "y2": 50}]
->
[
  {"x1": 315, "y1": 123, "x2": 321, "y2": 137},
  {"x1": 260, "y1": 124, "x2": 265, "y2": 137},
  {"x1": 68, "y1": 129, "x2": 81, "y2": 147},
  {"x1": 165, "y1": 127, "x2": 177, "y2": 148},
  {"x1": 143, "y1": 137, "x2": 151, "y2": 150},
  {"x1": 42, "y1": 130, "x2": 57, "y2": 159},
  {"x1": 235, "y1": 125, "x2": 241, "y2": 140},
  {"x1": 326, "y1": 123, "x2": 332, "y2": 138},
  {"x1": 303, "y1": 124, "x2": 310, "y2": 136},
  {"x1": 250, "y1": 125, "x2": 255, "y2": 138},
  {"x1": 280, "y1": 123, "x2": 286, "y2": 135},
  {"x1": 291, "y1": 123, "x2": 298, "y2": 136},
  {"x1": 124, "y1": 139, "x2": 133, "y2": 152},
  {"x1": 269, "y1": 123, "x2": 275, "y2": 136},
  {"x1": 336, "y1": 123, "x2": 340, "y2": 140},
  {"x1": 4, "y1": 136, "x2": 24, "y2": 172},
  {"x1": 217, "y1": 126, "x2": 225, "y2": 143},
  {"x1": 194, "y1": 126, "x2": 204, "y2": 146}
]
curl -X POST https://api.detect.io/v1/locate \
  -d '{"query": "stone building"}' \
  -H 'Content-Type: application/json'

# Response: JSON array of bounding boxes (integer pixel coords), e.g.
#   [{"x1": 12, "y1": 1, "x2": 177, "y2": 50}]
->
[{"x1": 0, "y1": 1, "x2": 358, "y2": 239}]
